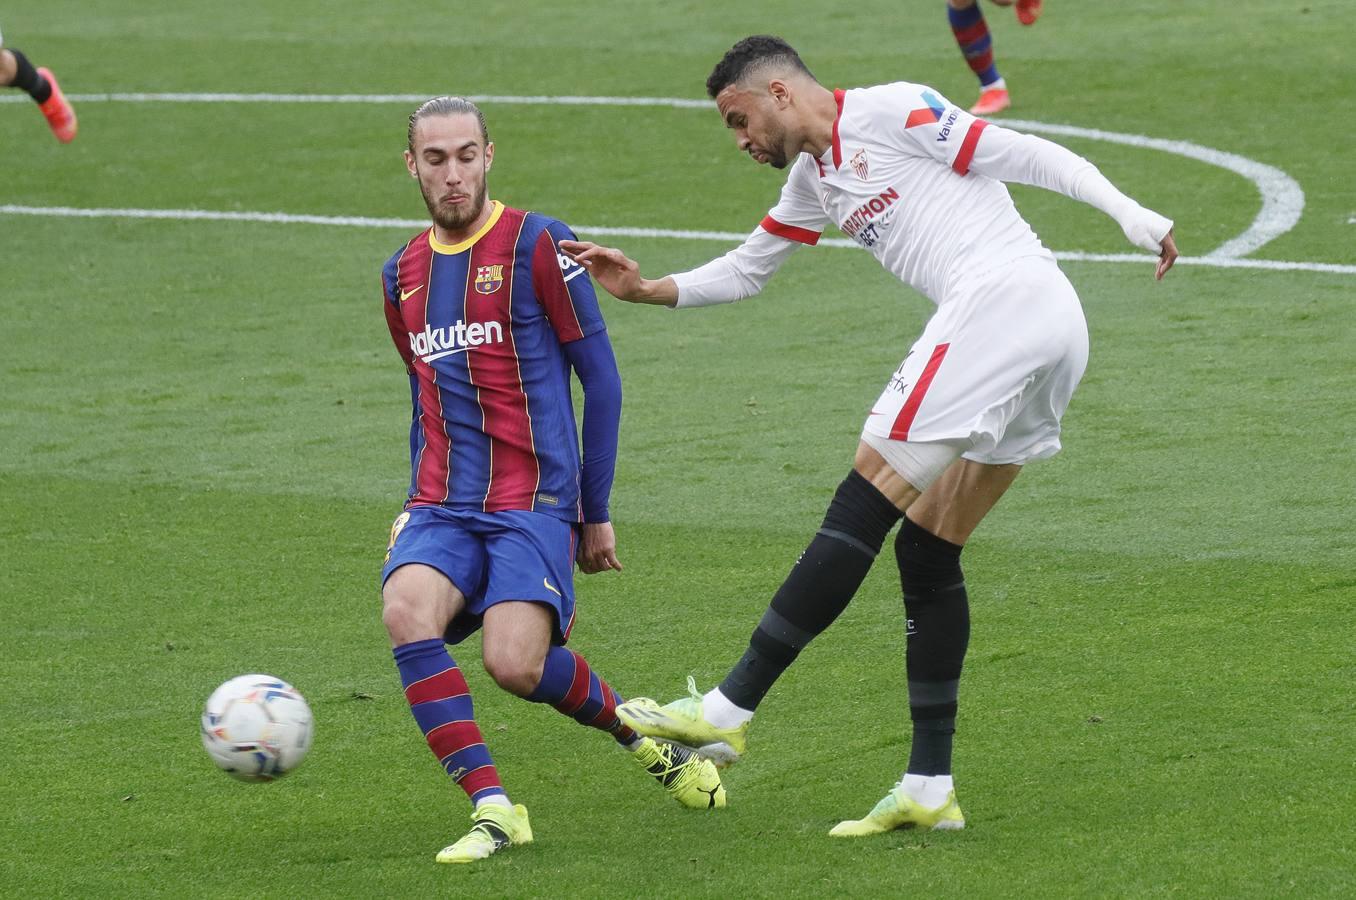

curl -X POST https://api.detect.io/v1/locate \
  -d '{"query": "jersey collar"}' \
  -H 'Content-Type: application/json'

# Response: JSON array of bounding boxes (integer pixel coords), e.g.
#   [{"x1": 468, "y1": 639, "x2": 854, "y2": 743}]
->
[
  {"x1": 826, "y1": 88, "x2": 846, "y2": 171},
  {"x1": 428, "y1": 200, "x2": 505, "y2": 255}
]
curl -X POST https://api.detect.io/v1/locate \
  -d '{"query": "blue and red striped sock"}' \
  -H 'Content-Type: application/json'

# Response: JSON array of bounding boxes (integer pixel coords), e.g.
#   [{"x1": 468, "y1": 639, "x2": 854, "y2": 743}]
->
[
  {"x1": 394, "y1": 638, "x2": 506, "y2": 806},
  {"x1": 948, "y1": 2, "x2": 1003, "y2": 87},
  {"x1": 528, "y1": 646, "x2": 639, "y2": 745}
]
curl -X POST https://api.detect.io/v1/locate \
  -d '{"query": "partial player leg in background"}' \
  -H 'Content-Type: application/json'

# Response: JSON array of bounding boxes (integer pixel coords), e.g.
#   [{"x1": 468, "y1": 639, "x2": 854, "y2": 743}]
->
[
  {"x1": 1015, "y1": 0, "x2": 1043, "y2": 26},
  {"x1": 832, "y1": 458, "x2": 1020, "y2": 836},
  {"x1": 946, "y1": 0, "x2": 1011, "y2": 115},
  {"x1": 0, "y1": 44, "x2": 77, "y2": 142}
]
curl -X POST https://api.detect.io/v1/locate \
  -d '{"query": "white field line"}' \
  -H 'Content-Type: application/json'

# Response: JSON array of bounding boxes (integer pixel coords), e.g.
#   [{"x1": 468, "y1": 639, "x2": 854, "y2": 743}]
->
[
  {"x1": 0, "y1": 92, "x2": 716, "y2": 108},
  {"x1": 3, "y1": 204, "x2": 1353, "y2": 275},
  {"x1": 1002, "y1": 118, "x2": 1304, "y2": 260},
  {"x1": 1, "y1": 90, "x2": 1308, "y2": 262}
]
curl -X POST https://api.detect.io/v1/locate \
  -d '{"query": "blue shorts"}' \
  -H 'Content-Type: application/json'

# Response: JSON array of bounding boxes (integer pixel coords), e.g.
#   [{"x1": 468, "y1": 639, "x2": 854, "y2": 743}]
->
[{"x1": 381, "y1": 506, "x2": 578, "y2": 645}]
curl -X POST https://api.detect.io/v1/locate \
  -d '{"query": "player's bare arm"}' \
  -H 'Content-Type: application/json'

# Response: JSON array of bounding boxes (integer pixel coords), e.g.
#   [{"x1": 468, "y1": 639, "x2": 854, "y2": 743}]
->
[{"x1": 559, "y1": 240, "x2": 679, "y2": 306}]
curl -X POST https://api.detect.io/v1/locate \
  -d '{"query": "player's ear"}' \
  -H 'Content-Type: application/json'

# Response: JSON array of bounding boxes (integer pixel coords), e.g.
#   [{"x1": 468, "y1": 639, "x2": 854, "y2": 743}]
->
[
  {"x1": 484, "y1": 141, "x2": 494, "y2": 171},
  {"x1": 404, "y1": 149, "x2": 418, "y2": 178},
  {"x1": 768, "y1": 79, "x2": 792, "y2": 108}
]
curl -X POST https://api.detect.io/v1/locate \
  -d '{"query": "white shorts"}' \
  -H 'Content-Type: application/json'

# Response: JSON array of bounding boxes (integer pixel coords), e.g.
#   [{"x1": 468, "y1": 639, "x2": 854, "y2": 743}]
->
[{"x1": 861, "y1": 255, "x2": 1089, "y2": 482}]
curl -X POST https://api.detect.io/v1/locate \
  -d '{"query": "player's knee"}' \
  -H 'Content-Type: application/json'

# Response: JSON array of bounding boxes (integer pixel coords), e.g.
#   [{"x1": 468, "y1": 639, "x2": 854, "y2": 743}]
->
[
  {"x1": 380, "y1": 574, "x2": 437, "y2": 642},
  {"x1": 483, "y1": 648, "x2": 545, "y2": 698},
  {"x1": 818, "y1": 469, "x2": 904, "y2": 558},
  {"x1": 379, "y1": 593, "x2": 418, "y2": 642},
  {"x1": 895, "y1": 517, "x2": 965, "y2": 599}
]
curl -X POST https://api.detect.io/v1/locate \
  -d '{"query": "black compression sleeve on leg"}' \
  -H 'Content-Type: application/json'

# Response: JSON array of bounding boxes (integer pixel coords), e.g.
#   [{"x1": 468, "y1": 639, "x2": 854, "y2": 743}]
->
[
  {"x1": 719, "y1": 471, "x2": 902, "y2": 711},
  {"x1": 898, "y1": 516, "x2": 968, "y2": 776},
  {"x1": 7, "y1": 50, "x2": 51, "y2": 103}
]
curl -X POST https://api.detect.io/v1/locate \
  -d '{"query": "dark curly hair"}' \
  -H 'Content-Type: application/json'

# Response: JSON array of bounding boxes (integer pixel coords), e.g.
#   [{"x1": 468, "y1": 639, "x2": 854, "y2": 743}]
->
[{"x1": 705, "y1": 35, "x2": 816, "y2": 99}]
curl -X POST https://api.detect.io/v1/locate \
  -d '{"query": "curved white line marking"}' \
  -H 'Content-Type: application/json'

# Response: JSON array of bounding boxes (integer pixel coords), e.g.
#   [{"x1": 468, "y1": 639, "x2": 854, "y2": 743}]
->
[
  {"x1": 2, "y1": 91, "x2": 1307, "y2": 260},
  {"x1": 2, "y1": 204, "x2": 1352, "y2": 274},
  {"x1": 1003, "y1": 118, "x2": 1304, "y2": 260}
]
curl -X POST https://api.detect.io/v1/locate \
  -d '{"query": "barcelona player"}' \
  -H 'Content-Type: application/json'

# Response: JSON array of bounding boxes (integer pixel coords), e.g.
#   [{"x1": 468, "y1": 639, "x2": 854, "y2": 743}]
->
[
  {"x1": 0, "y1": 27, "x2": 76, "y2": 143},
  {"x1": 565, "y1": 36, "x2": 1174, "y2": 837},
  {"x1": 380, "y1": 97, "x2": 724, "y2": 865},
  {"x1": 947, "y1": 0, "x2": 1043, "y2": 115}
]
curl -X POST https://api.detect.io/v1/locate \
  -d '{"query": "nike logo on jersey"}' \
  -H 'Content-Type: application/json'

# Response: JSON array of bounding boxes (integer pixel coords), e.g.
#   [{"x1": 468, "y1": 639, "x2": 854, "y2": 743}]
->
[
  {"x1": 543, "y1": 577, "x2": 561, "y2": 597},
  {"x1": 400, "y1": 284, "x2": 424, "y2": 303}
]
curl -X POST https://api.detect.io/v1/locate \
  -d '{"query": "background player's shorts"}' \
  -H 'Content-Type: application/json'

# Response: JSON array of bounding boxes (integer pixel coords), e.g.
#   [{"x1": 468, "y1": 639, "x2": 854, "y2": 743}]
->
[
  {"x1": 862, "y1": 255, "x2": 1089, "y2": 476},
  {"x1": 381, "y1": 506, "x2": 578, "y2": 645}
]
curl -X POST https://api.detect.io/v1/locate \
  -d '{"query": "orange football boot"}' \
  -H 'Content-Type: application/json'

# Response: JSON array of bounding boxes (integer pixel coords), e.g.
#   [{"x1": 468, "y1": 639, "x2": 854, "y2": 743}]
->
[
  {"x1": 1016, "y1": 0, "x2": 1043, "y2": 26},
  {"x1": 970, "y1": 86, "x2": 1010, "y2": 116},
  {"x1": 36, "y1": 67, "x2": 77, "y2": 143}
]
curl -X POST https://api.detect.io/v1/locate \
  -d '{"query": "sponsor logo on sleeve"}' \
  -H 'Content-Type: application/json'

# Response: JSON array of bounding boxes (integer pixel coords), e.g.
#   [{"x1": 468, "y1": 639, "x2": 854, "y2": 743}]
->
[
  {"x1": 905, "y1": 90, "x2": 947, "y2": 129},
  {"x1": 934, "y1": 109, "x2": 961, "y2": 142},
  {"x1": 556, "y1": 250, "x2": 587, "y2": 284}
]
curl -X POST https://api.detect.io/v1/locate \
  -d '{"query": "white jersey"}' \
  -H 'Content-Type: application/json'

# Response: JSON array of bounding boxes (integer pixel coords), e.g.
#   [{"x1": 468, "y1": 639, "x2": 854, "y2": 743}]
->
[
  {"x1": 767, "y1": 83, "x2": 1049, "y2": 303},
  {"x1": 672, "y1": 81, "x2": 1172, "y2": 309}
]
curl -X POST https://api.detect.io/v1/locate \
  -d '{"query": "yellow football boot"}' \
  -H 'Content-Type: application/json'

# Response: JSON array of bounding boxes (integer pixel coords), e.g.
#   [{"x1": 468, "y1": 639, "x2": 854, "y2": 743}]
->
[
  {"x1": 633, "y1": 736, "x2": 726, "y2": 809},
  {"x1": 616, "y1": 677, "x2": 749, "y2": 768},
  {"x1": 435, "y1": 802, "x2": 533, "y2": 863},
  {"x1": 829, "y1": 784, "x2": 965, "y2": 837}
]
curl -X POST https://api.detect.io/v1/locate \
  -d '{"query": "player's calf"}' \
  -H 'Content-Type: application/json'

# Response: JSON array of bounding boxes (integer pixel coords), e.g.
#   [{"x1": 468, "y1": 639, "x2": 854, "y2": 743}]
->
[
  {"x1": 717, "y1": 470, "x2": 904, "y2": 713},
  {"x1": 526, "y1": 645, "x2": 638, "y2": 744},
  {"x1": 897, "y1": 517, "x2": 969, "y2": 779}
]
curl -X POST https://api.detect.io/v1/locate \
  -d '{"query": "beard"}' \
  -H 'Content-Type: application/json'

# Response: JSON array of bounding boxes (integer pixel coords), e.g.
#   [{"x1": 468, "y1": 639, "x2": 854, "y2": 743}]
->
[
  {"x1": 422, "y1": 175, "x2": 487, "y2": 232},
  {"x1": 763, "y1": 120, "x2": 790, "y2": 169}
]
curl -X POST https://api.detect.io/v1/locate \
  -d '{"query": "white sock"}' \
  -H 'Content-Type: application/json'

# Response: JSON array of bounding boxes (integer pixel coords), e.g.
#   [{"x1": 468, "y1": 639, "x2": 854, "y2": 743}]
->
[
  {"x1": 900, "y1": 773, "x2": 955, "y2": 808},
  {"x1": 702, "y1": 688, "x2": 754, "y2": 729},
  {"x1": 475, "y1": 792, "x2": 513, "y2": 810},
  {"x1": 983, "y1": 77, "x2": 1007, "y2": 92},
  {"x1": 620, "y1": 734, "x2": 645, "y2": 753}
]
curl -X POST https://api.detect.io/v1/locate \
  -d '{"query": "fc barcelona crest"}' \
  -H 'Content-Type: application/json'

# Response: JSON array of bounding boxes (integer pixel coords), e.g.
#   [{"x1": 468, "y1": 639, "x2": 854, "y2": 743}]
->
[
  {"x1": 849, "y1": 148, "x2": 869, "y2": 181},
  {"x1": 474, "y1": 264, "x2": 504, "y2": 294}
]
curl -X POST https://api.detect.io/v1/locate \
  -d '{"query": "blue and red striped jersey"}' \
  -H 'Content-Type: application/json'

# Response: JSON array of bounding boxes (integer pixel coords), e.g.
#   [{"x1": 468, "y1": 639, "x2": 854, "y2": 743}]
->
[{"x1": 381, "y1": 201, "x2": 609, "y2": 522}]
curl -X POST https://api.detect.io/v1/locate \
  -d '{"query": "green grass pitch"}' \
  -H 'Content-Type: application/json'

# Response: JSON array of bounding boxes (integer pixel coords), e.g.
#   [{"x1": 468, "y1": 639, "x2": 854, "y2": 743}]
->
[{"x1": 2, "y1": 1, "x2": 1354, "y2": 896}]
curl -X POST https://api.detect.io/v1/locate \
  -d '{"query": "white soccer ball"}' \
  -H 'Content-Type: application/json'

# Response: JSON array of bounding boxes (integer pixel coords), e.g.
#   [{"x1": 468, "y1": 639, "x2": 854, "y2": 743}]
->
[{"x1": 201, "y1": 674, "x2": 313, "y2": 782}]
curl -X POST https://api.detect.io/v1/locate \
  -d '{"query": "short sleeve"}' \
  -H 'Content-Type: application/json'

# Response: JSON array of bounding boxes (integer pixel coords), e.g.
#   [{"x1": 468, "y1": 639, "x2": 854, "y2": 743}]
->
[
  {"x1": 891, "y1": 83, "x2": 991, "y2": 176},
  {"x1": 760, "y1": 155, "x2": 832, "y2": 245},
  {"x1": 532, "y1": 220, "x2": 607, "y2": 344}
]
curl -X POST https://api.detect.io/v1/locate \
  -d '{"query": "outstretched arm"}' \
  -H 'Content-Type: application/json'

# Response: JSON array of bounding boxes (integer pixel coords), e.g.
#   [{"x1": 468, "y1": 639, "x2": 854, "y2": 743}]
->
[
  {"x1": 562, "y1": 227, "x2": 804, "y2": 308},
  {"x1": 561, "y1": 154, "x2": 827, "y2": 307},
  {"x1": 965, "y1": 124, "x2": 1179, "y2": 278},
  {"x1": 558, "y1": 240, "x2": 678, "y2": 306}
]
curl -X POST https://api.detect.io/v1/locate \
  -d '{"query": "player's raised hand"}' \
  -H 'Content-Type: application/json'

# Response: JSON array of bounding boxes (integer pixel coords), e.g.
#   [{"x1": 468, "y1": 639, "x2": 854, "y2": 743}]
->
[
  {"x1": 1156, "y1": 230, "x2": 1178, "y2": 281},
  {"x1": 577, "y1": 521, "x2": 622, "y2": 574},
  {"x1": 559, "y1": 240, "x2": 678, "y2": 306}
]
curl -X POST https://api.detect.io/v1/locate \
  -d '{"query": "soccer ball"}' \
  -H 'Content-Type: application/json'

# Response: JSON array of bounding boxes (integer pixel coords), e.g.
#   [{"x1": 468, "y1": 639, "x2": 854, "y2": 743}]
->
[{"x1": 201, "y1": 674, "x2": 313, "y2": 782}]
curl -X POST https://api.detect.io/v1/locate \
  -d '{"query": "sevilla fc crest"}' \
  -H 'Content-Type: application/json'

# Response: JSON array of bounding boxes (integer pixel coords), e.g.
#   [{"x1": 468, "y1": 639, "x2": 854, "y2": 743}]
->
[
  {"x1": 474, "y1": 264, "x2": 504, "y2": 294},
  {"x1": 849, "y1": 148, "x2": 869, "y2": 181}
]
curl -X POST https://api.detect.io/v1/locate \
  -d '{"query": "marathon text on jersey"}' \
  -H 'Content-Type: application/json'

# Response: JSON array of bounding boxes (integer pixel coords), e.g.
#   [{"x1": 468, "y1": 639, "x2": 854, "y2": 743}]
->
[{"x1": 840, "y1": 187, "x2": 901, "y2": 239}]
